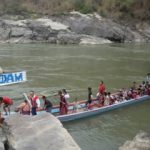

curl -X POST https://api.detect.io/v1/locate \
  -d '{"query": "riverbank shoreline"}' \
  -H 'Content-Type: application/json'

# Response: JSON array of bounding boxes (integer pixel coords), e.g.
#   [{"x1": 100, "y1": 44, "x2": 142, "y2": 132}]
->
[
  {"x1": 0, "y1": 113, "x2": 81, "y2": 150},
  {"x1": 0, "y1": 11, "x2": 150, "y2": 45}
]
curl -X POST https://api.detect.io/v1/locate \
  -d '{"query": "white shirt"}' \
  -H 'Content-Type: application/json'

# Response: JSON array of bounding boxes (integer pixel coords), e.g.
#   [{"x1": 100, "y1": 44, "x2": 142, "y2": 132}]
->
[{"x1": 64, "y1": 93, "x2": 70, "y2": 99}]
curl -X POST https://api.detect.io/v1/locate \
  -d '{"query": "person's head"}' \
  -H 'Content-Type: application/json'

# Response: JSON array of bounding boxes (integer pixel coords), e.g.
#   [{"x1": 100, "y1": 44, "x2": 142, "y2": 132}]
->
[
  {"x1": 100, "y1": 81, "x2": 103, "y2": 84},
  {"x1": 62, "y1": 89, "x2": 67, "y2": 94},
  {"x1": 29, "y1": 91, "x2": 34, "y2": 98},
  {"x1": 88, "y1": 87, "x2": 92, "y2": 92},
  {"x1": 42, "y1": 95, "x2": 46, "y2": 100},
  {"x1": 24, "y1": 100, "x2": 28, "y2": 103},
  {"x1": 108, "y1": 92, "x2": 111, "y2": 96},
  {"x1": 147, "y1": 73, "x2": 150, "y2": 76}
]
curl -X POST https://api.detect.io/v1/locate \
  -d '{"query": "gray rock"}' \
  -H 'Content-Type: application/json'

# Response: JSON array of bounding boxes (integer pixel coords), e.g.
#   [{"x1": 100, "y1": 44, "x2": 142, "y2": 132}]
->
[
  {"x1": 0, "y1": 12, "x2": 150, "y2": 44},
  {"x1": 4, "y1": 113, "x2": 80, "y2": 150},
  {"x1": 119, "y1": 132, "x2": 150, "y2": 150},
  {"x1": 0, "y1": 142, "x2": 4, "y2": 150},
  {"x1": 0, "y1": 27, "x2": 11, "y2": 40},
  {"x1": 57, "y1": 32, "x2": 81, "y2": 44},
  {"x1": 10, "y1": 27, "x2": 32, "y2": 37}
]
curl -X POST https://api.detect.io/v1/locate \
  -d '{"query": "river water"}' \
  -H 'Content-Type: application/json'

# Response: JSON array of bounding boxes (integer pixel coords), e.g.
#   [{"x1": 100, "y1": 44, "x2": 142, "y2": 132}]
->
[{"x1": 0, "y1": 43, "x2": 150, "y2": 150}]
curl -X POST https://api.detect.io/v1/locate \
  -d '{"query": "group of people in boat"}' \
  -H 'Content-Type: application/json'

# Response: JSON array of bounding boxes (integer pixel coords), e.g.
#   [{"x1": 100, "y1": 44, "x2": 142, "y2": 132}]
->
[
  {"x1": 0, "y1": 73, "x2": 150, "y2": 116},
  {"x1": 86, "y1": 80, "x2": 150, "y2": 109}
]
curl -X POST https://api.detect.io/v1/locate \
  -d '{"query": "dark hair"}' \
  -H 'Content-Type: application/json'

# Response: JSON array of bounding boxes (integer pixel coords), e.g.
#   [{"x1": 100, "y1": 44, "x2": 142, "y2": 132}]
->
[
  {"x1": 62, "y1": 89, "x2": 67, "y2": 94},
  {"x1": 0, "y1": 97, "x2": 3, "y2": 101},
  {"x1": 88, "y1": 87, "x2": 92, "y2": 91},
  {"x1": 42, "y1": 95, "x2": 46, "y2": 99}
]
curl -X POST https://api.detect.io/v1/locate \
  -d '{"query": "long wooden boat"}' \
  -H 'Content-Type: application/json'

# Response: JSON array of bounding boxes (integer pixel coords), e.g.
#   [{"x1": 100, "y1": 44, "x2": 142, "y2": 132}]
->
[
  {"x1": 4, "y1": 95, "x2": 150, "y2": 122},
  {"x1": 55, "y1": 95, "x2": 150, "y2": 122}
]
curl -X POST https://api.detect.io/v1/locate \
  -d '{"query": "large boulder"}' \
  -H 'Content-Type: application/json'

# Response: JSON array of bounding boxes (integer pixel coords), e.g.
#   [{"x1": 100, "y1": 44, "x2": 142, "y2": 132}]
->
[
  {"x1": 119, "y1": 132, "x2": 150, "y2": 150},
  {"x1": 3, "y1": 113, "x2": 80, "y2": 150}
]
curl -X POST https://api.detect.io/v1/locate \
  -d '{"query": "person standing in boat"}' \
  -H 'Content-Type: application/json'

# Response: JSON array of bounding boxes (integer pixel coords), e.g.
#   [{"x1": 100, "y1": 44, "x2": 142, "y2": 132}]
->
[
  {"x1": 86, "y1": 87, "x2": 93, "y2": 109},
  {"x1": 29, "y1": 91, "x2": 41, "y2": 116},
  {"x1": 0, "y1": 96, "x2": 13, "y2": 115},
  {"x1": 62, "y1": 89, "x2": 70, "y2": 100},
  {"x1": 42, "y1": 96, "x2": 53, "y2": 113},
  {"x1": 145, "y1": 73, "x2": 150, "y2": 84},
  {"x1": 58, "y1": 90, "x2": 68, "y2": 115},
  {"x1": 98, "y1": 81, "x2": 106, "y2": 95},
  {"x1": 15, "y1": 100, "x2": 31, "y2": 115}
]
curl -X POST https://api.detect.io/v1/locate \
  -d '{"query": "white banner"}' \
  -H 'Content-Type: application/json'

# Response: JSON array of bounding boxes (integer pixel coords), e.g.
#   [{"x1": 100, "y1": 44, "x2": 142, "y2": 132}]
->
[{"x1": 0, "y1": 71, "x2": 27, "y2": 86}]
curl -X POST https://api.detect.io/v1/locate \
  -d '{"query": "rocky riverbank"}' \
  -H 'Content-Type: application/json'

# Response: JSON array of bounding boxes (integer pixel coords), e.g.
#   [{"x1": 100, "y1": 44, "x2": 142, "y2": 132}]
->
[
  {"x1": 119, "y1": 132, "x2": 150, "y2": 150},
  {"x1": 0, "y1": 113, "x2": 81, "y2": 150},
  {"x1": 0, "y1": 11, "x2": 150, "y2": 44}
]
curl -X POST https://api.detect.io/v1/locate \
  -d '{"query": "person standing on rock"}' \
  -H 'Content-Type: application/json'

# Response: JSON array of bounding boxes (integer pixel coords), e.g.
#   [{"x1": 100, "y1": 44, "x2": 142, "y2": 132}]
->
[
  {"x1": 15, "y1": 100, "x2": 31, "y2": 115},
  {"x1": 29, "y1": 91, "x2": 40, "y2": 116},
  {"x1": 0, "y1": 96, "x2": 13, "y2": 115}
]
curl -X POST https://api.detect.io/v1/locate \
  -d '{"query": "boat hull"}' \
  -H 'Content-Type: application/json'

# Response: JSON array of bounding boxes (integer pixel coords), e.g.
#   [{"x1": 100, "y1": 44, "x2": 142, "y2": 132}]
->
[{"x1": 57, "y1": 95, "x2": 150, "y2": 122}]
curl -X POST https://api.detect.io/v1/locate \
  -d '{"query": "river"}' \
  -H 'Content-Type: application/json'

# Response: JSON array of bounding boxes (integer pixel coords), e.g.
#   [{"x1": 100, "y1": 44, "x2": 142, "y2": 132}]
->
[{"x1": 0, "y1": 43, "x2": 150, "y2": 150}]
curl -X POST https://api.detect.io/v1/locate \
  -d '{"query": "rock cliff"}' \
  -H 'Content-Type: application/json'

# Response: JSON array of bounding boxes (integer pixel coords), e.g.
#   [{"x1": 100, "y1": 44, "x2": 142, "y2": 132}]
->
[
  {"x1": 119, "y1": 132, "x2": 150, "y2": 150},
  {"x1": 0, "y1": 11, "x2": 150, "y2": 44},
  {"x1": 0, "y1": 113, "x2": 80, "y2": 150}
]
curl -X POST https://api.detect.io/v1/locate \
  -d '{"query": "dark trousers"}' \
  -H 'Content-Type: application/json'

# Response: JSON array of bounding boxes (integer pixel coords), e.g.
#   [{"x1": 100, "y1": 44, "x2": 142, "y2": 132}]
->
[{"x1": 31, "y1": 107, "x2": 37, "y2": 115}]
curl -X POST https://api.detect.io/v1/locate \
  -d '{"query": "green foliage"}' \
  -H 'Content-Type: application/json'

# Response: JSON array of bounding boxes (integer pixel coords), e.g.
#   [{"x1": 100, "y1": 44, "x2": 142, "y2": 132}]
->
[{"x1": 0, "y1": 0, "x2": 149, "y2": 21}]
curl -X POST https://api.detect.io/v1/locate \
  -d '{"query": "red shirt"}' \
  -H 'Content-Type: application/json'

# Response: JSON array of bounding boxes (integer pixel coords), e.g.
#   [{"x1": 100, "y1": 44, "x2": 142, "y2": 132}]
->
[
  {"x1": 2, "y1": 96, "x2": 13, "y2": 105},
  {"x1": 30, "y1": 95, "x2": 39, "y2": 107},
  {"x1": 98, "y1": 84, "x2": 106, "y2": 94}
]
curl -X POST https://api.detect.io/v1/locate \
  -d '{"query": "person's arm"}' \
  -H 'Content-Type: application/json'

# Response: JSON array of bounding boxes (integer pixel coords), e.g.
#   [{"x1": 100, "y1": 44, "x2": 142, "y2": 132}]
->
[{"x1": 36, "y1": 99, "x2": 41, "y2": 108}]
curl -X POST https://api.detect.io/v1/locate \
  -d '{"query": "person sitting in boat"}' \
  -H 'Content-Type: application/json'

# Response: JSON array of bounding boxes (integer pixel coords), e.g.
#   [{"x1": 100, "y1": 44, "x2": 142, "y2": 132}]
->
[
  {"x1": 15, "y1": 100, "x2": 31, "y2": 115},
  {"x1": 132, "y1": 90, "x2": 138, "y2": 99},
  {"x1": 28, "y1": 91, "x2": 41, "y2": 116},
  {"x1": 108, "y1": 92, "x2": 115, "y2": 105},
  {"x1": 58, "y1": 90, "x2": 68, "y2": 115},
  {"x1": 145, "y1": 73, "x2": 150, "y2": 84},
  {"x1": 147, "y1": 83, "x2": 150, "y2": 95},
  {"x1": 98, "y1": 93, "x2": 105, "y2": 106},
  {"x1": 42, "y1": 96, "x2": 53, "y2": 113},
  {"x1": 73, "y1": 97, "x2": 80, "y2": 113},
  {"x1": 140, "y1": 81, "x2": 146, "y2": 95},
  {"x1": 0, "y1": 96, "x2": 13, "y2": 115},
  {"x1": 86, "y1": 87, "x2": 93, "y2": 109},
  {"x1": 118, "y1": 90, "x2": 124, "y2": 101},
  {"x1": 127, "y1": 89, "x2": 133, "y2": 100},
  {"x1": 104, "y1": 92, "x2": 110, "y2": 106}
]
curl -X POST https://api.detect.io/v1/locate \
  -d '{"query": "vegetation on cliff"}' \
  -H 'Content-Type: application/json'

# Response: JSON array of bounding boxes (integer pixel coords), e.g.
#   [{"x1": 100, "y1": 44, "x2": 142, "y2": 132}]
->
[{"x1": 0, "y1": 0, "x2": 150, "y2": 21}]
